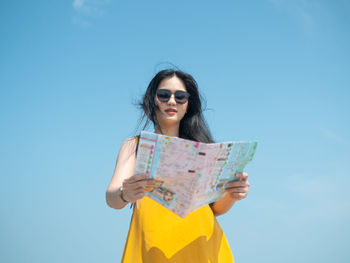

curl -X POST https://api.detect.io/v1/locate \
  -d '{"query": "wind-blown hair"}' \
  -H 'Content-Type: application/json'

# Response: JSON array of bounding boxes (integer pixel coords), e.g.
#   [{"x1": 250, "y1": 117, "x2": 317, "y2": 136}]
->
[{"x1": 138, "y1": 69, "x2": 214, "y2": 143}]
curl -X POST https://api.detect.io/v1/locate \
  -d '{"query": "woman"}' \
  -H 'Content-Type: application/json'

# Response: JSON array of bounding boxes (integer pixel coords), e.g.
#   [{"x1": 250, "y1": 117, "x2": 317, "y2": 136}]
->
[{"x1": 106, "y1": 69, "x2": 250, "y2": 263}]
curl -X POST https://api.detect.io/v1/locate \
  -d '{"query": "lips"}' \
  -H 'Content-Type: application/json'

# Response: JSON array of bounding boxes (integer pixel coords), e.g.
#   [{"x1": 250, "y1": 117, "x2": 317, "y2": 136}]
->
[
  {"x1": 164, "y1": 108, "x2": 177, "y2": 115},
  {"x1": 165, "y1": 108, "x2": 177, "y2": 113}
]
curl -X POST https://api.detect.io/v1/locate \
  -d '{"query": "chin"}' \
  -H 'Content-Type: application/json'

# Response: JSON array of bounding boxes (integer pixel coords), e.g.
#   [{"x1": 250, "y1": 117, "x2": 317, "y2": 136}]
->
[
  {"x1": 161, "y1": 117, "x2": 181, "y2": 125},
  {"x1": 156, "y1": 112, "x2": 184, "y2": 124}
]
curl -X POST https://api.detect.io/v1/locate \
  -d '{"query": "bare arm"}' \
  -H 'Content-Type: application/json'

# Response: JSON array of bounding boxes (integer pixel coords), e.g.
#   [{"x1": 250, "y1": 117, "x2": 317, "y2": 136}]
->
[
  {"x1": 106, "y1": 138, "x2": 137, "y2": 209},
  {"x1": 210, "y1": 172, "x2": 250, "y2": 216},
  {"x1": 105, "y1": 137, "x2": 158, "y2": 210}
]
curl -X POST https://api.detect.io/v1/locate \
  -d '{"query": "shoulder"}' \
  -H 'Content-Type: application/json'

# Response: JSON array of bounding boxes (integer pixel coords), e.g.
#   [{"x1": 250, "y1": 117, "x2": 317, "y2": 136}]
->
[
  {"x1": 114, "y1": 137, "x2": 138, "y2": 163},
  {"x1": 120, "y1": 137, "x2": 138, "y2": 152}
]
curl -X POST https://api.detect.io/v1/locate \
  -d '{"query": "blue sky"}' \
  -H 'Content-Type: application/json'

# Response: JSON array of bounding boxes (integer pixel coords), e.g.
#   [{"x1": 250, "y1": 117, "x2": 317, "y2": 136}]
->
[{"x1": 1, "y1": 0, "x2": 349, "y2": 262}]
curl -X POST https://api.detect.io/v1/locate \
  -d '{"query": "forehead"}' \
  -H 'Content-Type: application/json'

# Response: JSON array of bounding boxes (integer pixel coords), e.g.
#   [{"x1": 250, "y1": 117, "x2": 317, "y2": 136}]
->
[{"x1": 157, "y1": 76, "x2": 187, "y2": 92}]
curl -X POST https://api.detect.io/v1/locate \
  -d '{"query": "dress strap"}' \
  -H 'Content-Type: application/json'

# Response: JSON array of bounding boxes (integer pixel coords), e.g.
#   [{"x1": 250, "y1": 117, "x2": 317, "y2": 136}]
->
[
  {"x1": 131, "y1": 135, "x2": 141, "y2": 210},
  {"x1": 134, "y1": 135, "x2": 140, "y2": 156}
]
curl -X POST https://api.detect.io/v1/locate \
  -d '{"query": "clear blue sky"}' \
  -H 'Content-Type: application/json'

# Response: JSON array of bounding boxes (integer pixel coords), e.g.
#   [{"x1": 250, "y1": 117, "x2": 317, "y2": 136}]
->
[{"x1": 1, "y1": 0, "x2": 349, "y2": 262}]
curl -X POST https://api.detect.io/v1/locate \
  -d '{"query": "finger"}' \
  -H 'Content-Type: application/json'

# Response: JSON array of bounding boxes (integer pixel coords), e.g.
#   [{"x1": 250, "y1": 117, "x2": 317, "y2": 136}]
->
[
  {"x1": 225, "y1": 180, "x2": 250, "y2": 188},
  {"x1": 144, "y1": 180, "x2": 164, "y2": 192},
  {"x1": 124, "y1": 190, "x2": 145, "y2": 202},
  {"x1": 235, "y1": 172, "x2": 248, "y2": 181},
  {"x1": 130, "y1": 185, "x2": 148, "y2": 192},
  {"x1": 144, "y1": 186, "x2": 155, "y2": 192},
  {"x1": 225, "y1": 181, "x2": 246, "y2": 188},
  {"x1": 124, "y1": 181, "x2": 160, "y2": 193},
  {"x1": 134, "y1": 191, "x2": 146, "y2": 200},
  {"x1": 138, "y1": 180, "x2": 160, "y2": 188},
  {"x1": 124, "y1": 180, "x2": 152, "y2": 190},
  {"x1": 230, "y1": 192, "x2": 247, "y2": 200},
  {"x1": 125, "y1": 178, "x2": 161, "y2": 188},
  {"x1": 124, "y1": 173, "x2": 150, "y2": 183},
  {"x1": 150, "y1": 179, "x2": 164, "y2": 187},
  {"x1": 225, "y1": 187, "x2": 249, "y2": 193},
  {"x1": 124, "y1": 174, "x2": 149, "y2": 183},
  {"x1": 146, "y1": 179, "x2": 163, "y2": 187}
]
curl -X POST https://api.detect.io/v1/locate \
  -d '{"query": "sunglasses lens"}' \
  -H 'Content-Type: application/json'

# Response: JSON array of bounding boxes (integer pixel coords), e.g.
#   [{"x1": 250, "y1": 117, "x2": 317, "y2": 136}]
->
[
  {"x1": 156, "y1": 89, "x2": 171, "y2": 102},
  {"x1": 175, "y1": 91, "x2": 190, "y2": 104},
  {"x1": 156, "y1": 89, "x2": 190, "y2": 104}
]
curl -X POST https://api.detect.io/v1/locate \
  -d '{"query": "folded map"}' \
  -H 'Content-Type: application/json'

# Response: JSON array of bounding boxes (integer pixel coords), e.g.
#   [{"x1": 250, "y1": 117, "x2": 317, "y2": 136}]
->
[{"x1": 134, "y1": 131, "x2": 258, "y2": 217}]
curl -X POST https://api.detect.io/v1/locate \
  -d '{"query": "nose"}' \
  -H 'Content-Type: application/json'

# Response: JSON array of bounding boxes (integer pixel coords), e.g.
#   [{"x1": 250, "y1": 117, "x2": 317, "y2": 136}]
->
[{"x1": 167, "y1": 94, "x2": 177, "y2": 105}]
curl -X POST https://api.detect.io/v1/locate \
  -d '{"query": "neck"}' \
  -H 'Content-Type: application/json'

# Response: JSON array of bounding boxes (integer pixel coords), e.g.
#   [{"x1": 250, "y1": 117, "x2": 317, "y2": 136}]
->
[{"x1": 155, "y1": 123, "x2": 180, "y2": 137}]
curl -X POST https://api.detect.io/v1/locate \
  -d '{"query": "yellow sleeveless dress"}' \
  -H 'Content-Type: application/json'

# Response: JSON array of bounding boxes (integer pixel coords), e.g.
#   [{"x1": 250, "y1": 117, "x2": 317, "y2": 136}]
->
[{"x1": 121, "y1": 196, "x2": 234, "y2": 263}]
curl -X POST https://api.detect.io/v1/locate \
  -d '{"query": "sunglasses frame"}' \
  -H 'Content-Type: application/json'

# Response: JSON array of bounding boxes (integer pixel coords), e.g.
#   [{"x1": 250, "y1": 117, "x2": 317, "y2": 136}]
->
[{"x1": 156, "y1": 89, "x2": 190, "y2": 104}]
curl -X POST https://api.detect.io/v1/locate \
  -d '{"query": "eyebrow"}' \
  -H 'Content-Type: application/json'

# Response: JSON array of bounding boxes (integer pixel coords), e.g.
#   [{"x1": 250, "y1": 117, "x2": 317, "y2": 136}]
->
[{"x1": 158, "y1": 88, "x2": 187, "y2": 92}]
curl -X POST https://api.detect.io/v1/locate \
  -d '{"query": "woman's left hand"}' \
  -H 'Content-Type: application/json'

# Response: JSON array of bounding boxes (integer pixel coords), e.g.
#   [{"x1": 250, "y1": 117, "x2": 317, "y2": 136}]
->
[{"x1": 224, "y1": 172, "x2": 250, "y2": 202}]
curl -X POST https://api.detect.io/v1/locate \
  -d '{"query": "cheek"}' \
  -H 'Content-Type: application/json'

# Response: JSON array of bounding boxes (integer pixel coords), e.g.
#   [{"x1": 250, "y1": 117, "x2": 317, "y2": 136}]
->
[
  {"x1": 154, "y1": 97, "x2": 161, "y2": 110},
  {"x1": 179, "y1": 105, "x2": 188, "y2": 118},
  {"x1": 184, "y1": 104, "x2": 189, "y2": 113}
]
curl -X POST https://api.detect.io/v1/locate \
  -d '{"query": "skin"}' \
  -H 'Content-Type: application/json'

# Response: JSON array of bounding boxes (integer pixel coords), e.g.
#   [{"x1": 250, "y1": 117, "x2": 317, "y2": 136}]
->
[
  {"x1": 154, "y1": 75, "x2": 188, "y2": 137},
  {"x1": 105, "y1": 76, "x2": 250, "y2": 216}
]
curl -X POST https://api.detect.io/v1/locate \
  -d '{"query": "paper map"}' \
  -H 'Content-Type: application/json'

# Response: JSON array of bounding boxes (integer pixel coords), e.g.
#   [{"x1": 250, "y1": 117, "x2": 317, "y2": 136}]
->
[{"x1": 134, "y1": 131, "x2": 258, "y2": 217}]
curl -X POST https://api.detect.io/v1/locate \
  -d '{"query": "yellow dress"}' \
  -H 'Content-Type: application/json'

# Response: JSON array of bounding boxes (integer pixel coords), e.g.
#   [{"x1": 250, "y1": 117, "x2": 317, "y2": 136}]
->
[{"x1": 121, "y1": 196, "x2": 234, "y2": 263}]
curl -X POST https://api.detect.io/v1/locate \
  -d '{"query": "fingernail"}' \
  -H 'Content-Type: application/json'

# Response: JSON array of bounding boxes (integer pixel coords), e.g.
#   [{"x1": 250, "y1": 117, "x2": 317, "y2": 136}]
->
[{"x1": 145, "y1": 186, "x2": 155, "y2": 192}]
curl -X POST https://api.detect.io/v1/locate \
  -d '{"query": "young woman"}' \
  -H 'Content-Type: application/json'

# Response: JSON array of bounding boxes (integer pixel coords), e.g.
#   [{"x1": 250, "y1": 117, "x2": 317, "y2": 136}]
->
[{"x1": 106, "y1": 69, "x2": 250, "y2": 263}]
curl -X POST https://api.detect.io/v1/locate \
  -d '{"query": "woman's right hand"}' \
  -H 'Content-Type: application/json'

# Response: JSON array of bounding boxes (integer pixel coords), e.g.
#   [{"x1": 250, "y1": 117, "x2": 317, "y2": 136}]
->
[{"x1": 121, "y1": 174, "x2": 162, "y2": 203}]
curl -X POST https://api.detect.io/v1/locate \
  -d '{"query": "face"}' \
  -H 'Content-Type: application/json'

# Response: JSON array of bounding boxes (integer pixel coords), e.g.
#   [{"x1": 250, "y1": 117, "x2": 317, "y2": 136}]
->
[{"x1": 155, "y1": 76, "x2": 189, "y2": 126}]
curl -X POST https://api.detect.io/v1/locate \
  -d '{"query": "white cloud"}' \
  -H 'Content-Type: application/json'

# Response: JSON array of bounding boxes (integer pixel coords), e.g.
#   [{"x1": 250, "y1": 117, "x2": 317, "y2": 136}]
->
[
  {"x1": 268, "y1": 0, "x2": 324, "y2": 34},
  {"x1": 73, "y1": 0, "x2": 84, "y2": 10},
  {"x1": 72, "y1": 0, "x2": 110, "y2": 28},
  {"x1": 72, "y1": 15, "x2": 91, "y2": 29},
  {"x1": 72, "y1": 0, "x2": 108, "y2": 17},
  {"x1": 321, "y1": 128, "x2": 348, "y2": 144}
]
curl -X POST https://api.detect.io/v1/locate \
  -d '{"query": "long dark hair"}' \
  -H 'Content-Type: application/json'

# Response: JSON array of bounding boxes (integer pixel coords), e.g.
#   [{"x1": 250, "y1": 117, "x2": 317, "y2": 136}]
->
[{"x1": 137, "y1": 69, "x2": 214, "y2": 143}]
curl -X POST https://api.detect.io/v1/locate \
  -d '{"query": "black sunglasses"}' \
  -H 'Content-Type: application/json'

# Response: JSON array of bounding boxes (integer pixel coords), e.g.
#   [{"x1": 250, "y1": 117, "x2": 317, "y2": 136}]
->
[{"x1": 156, "y1": 89, "x2": 190, "y2": 104}]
